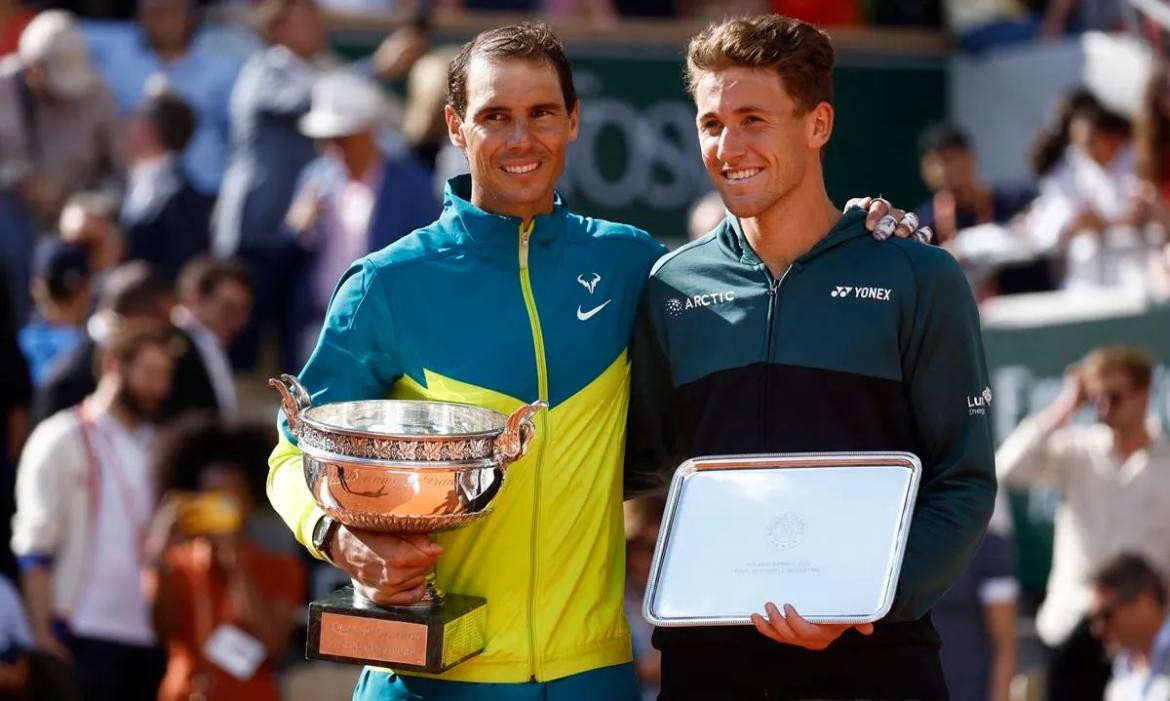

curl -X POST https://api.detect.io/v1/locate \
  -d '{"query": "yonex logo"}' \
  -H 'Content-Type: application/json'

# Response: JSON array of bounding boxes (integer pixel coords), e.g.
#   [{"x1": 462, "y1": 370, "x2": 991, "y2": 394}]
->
[{"x1": 830, "y1": 285, "x2": 891, "y2": 301}]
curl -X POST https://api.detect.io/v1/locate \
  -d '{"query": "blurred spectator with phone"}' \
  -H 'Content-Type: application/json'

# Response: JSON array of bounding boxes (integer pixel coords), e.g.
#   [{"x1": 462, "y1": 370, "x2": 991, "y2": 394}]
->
[
  {"x1": 997, "y1": 345, "x2": 1170, "y2": 701},
  {"x1": 144, "y1": 416, "x2": 304, "y2": 701},
  {"x1": 12, "y1": 320, "x2": 179, "y2": 700}
]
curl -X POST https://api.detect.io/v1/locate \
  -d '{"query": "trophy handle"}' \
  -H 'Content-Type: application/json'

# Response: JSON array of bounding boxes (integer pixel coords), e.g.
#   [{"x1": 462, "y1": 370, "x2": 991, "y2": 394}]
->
[
  {"x1": 494, "y1": 400, "x2": 547, "y2": 468},
  {"x1": 268, "y1": 374, "x2": 312, "y2": 431}
]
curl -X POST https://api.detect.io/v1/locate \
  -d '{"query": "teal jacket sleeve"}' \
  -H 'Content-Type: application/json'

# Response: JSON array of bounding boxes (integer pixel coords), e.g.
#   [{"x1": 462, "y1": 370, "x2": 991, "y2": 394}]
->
[
  {"x1": 889, "y1": 250, "x2": 997, "y2": 621},
  {"x1": 278, "y1": 258, "x2": 404, "y2": 442}
]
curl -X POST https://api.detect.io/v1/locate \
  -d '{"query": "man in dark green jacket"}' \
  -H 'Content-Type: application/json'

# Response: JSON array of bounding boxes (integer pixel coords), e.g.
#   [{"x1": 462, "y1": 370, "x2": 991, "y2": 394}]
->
[{"x1": 626, "y1": 16, "x2": 996, "y2": 700}]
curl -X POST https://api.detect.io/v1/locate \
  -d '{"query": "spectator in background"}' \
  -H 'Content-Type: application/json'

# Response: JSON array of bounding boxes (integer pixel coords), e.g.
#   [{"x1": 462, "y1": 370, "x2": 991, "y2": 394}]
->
[
  {"x1": 144, "y1": 416, "x2": 304, "y2": 701},
  {"x1": 624, "y1": 496, "x2": 665, "y2": 701},
  {"x1": 401, "y1": 45, "x2": 466, "y2": 198},
  {"x1": 1026, "y1": 98, "x2": 1145, "y2": 289},
  {"x1": 286, "y1": 71, "x2": 438, "y2": 361},
  {"x1": 1027, "y1": 96, "x2": 1136, "y2": 249},
  {"x1": 33, "y1": 261, "x2": 219, "y2": 425},
  {"x1": 997, "y1": 345, "x2": 1170, "y2": 701},
  {"x1": 932, "y1": 505, "x2": 1019, "y2": 701},
  {"x1": 1089, "y1": 554, "x2": 1170, "y2": 701},
  {"x1": 212, "y1": 0, "x2": 328, "y2": 371},
  {"x1": 0, "y1": 11, "x2": 122, "y2": 325},
  {"x1": 57, "y1": 190, "x2": 125, "y2": 279},
  {"x1": 174, "y1": 257, "x2": 254, "y2": 418},
  {"x1": 1137, "y1": 61, "x2": 1170, "y2": 201},
  {"x1": 913, "y1": 122, "x2": 1050, "y2": 296},
  {"x1": 915, "y1": 123, "x2": 1035, "y2": 245},
  {"x1": 83, "y1": 0, "x2": 243, "y2": 195},
  {"x1": 0, "y1": 0, "x2": 34, "y2": 57},
  {"x1": 122, "y1": 87, "x2": 212, "y2": 283},
  {"x1": 0, "y1": 11, "x2": 123, "y2": 224},
  {"x1": 18, "y1": 242, "x2": 92, "y2": 387},
  {"x1": 13, "y1": 321, "x2": 178, "y2": 700},
  {"x1": 1132, "y1": 60, "x2": 1170, "y2": 235},
  {"x1": 944, "y1": 0, "x2": 1078, "y2": 53}
]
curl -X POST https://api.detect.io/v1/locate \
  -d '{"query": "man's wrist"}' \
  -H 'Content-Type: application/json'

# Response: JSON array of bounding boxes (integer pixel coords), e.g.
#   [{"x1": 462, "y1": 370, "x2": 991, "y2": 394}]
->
[{"x1": 312, "y1": 515, "x2": 341, "y2": 565}]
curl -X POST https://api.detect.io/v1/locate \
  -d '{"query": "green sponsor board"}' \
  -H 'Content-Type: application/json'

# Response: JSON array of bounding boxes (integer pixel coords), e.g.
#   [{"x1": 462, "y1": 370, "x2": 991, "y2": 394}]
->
[{"x1": 983, "y1": 299, "x2": 1170, "y2": 602}]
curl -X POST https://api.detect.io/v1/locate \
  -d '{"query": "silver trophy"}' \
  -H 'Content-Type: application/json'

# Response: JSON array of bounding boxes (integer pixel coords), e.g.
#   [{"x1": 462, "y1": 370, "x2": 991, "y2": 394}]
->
[{"x1": 270, "y1": 374, "x2": 544, "y2": 672}]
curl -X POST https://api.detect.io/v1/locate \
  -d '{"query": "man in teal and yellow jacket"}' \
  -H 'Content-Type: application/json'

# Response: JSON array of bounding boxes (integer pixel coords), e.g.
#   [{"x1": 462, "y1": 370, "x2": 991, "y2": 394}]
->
[
  {"x1": 268, "y1": 22, "x2": 924, "y2": 701},
  {"x1": 269, "y1": 24, "x2": 666, "y2": 699}
]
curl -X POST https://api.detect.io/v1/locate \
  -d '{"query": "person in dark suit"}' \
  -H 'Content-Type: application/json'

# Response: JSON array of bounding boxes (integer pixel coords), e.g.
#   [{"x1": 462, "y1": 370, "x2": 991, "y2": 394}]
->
[
  {"x1": 32, "y1": 261, "x2": 218, "y2": 425},
  {"x1": 121, "y1": 87, "x2": 212, "y2": 283}
]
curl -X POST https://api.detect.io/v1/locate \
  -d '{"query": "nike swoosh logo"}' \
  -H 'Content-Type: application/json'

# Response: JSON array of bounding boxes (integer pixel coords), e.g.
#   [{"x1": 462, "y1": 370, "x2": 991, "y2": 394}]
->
[{"x1": 576, "y1": 299, "x2": 612, "y2": 321}]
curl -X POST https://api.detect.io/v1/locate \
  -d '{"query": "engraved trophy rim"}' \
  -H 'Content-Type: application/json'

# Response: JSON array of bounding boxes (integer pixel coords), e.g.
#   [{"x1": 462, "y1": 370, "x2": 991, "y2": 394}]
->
[{"x1": 298, "y1": 399, "x2": 508, "y2": 443}]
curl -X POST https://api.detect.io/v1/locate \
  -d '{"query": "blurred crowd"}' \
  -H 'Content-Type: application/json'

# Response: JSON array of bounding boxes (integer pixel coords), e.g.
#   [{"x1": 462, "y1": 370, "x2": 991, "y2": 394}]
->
[
  {"x1": 0, "y1": 0, "x2": 1167, "y2": 699},
  {"x1": 909, "y1": 83, "x2": 1170, "y2": 303}
]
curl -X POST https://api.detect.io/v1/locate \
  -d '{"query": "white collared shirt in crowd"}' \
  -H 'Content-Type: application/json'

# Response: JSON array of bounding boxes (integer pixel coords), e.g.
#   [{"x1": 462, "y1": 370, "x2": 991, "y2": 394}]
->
[
  {"x1": 1107, "y1": 617, "x2": 1170, "y2": 701},
  {"x1": 997, "y1": 415, "x2": 1170, "y2": 646},
  {"x1": 172, "y1": 305, "x2": 237, "y2": 417},
  {"x1": 122, "y1": 152, "x2": 179, "y2": 224},
  {"x1": 11, "y1": 401, "x2": 157, "y2": 646},
  {"x1": 310, "y1": 156, "x2": 383, "y2": 311}
]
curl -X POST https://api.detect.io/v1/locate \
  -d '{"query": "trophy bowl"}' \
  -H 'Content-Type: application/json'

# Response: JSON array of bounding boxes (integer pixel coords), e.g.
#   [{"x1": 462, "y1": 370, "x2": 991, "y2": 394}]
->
[
  {"x1": 268, "y1": 374, "x2": 546, "y2": 672},
  {"x1": 270, "y1": 374, "x2": 544, "y2": 533}
]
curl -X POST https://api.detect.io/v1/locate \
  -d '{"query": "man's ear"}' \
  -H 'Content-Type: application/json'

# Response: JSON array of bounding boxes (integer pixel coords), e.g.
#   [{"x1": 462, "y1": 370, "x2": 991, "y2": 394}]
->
[
  {"x1": 808, "y1": 102, "x2": 834, "y2": 150},
  {"x1": 444, "y1": 104, "x2": 466, "y2": 149},
  {"x1": 567, "y1": 99, "x2": 580, "y2": 143}
]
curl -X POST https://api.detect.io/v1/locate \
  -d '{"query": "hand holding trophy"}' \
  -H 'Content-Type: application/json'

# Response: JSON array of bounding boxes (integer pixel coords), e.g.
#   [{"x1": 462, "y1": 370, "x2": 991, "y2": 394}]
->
[{"x1": 270, "y1": 375, "x2": 545, "y2": 673}]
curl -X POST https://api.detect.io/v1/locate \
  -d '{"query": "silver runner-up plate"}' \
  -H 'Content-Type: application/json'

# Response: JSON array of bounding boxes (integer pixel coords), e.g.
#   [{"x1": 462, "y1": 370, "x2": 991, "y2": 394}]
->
[{"x1": 643, "y1": 452, "x2": 921, "y2": 627}]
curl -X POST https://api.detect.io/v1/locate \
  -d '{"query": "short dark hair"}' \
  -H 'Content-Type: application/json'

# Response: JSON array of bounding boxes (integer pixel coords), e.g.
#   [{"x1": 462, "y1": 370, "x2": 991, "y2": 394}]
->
[
  {"x1": 152, "y1": 415, "x2": 275, "y2": 504},
  {"x1": 918, "y1": 122, "x2": 971, "y2": 158},
  {"x1": 141, "y1": 89, "x2": 198, "y2": 153},
  {"x1": 102, "y1": 319, "x2": 181, "y2": 368},
  {"x1": 446, "y1": 22, "x2": 577, "y2": 119},
  {"x1": 97, "y1": 261, "x2": 173, "y2": 317},
  {"x1": 177, "y1": 255, "x2": 254, "y2": 301},
  {"x1": 1092, "y1": 553, "x2": 1167, "y2": 607},
  {"x1": 685, "y1": 15, "x2": 834, "y2": 113}
]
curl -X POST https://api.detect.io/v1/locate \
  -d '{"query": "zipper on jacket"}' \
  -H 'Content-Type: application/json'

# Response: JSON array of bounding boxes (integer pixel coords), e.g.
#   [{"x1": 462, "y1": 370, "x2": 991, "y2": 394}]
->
[
  {"x1": 762, "y1": 264, "x2": 795, "y2": 444},
  {"x1": 518, "y1": 220, "x2": 549, "y2": 681}
]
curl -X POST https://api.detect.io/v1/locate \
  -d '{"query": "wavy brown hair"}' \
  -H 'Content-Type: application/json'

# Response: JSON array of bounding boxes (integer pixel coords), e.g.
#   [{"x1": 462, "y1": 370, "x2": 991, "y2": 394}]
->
[{"x1": 684, "y1": 15, "x2": 834, "y2": 113}]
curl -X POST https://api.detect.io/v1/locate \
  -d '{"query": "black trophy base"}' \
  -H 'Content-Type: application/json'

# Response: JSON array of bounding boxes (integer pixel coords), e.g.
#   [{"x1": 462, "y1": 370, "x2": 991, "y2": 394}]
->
[{"x1": 307, "y1": 585, "x2": 487, "y2": 673}]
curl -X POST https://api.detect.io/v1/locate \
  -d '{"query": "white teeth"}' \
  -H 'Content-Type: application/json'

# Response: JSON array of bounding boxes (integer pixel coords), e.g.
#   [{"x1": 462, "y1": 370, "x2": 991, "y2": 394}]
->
[
  {"x1": 724, "y1": 168, "x2": 761, "y2": 181},
  {"x1": 503, "y1": 163, "x2": 539, "y2": 174}
]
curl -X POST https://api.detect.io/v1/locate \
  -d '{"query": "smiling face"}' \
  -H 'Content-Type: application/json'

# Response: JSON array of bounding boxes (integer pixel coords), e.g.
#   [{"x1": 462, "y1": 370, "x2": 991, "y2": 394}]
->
[
  {"x1": 445, "y1": 54, "x2": 579, "y2": 222},
  {"x1": 694, "y1": 66, "x2": 832, "y2": 220}
]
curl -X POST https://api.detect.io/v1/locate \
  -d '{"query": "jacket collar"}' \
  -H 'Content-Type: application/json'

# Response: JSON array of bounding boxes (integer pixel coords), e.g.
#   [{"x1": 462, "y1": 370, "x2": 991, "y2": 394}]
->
[
  {"x1": 724, "y1": 206, "x2": 869, "y2": 269},
  {"x1": 438, "y1": 175, "x2": 568, "y2": 266}
]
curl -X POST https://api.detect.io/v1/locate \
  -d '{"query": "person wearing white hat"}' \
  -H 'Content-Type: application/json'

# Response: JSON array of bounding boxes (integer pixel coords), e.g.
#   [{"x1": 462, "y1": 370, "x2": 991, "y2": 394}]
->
[
  {"x1": 0, "y1": 9, "x2": 122, "y2": 326},
  {"x1": 285, "y1": 71, "x2": 437, "y2": 366},
  {"x1": 0, "y1": 10, "x2": 122, "y2": 222}
]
